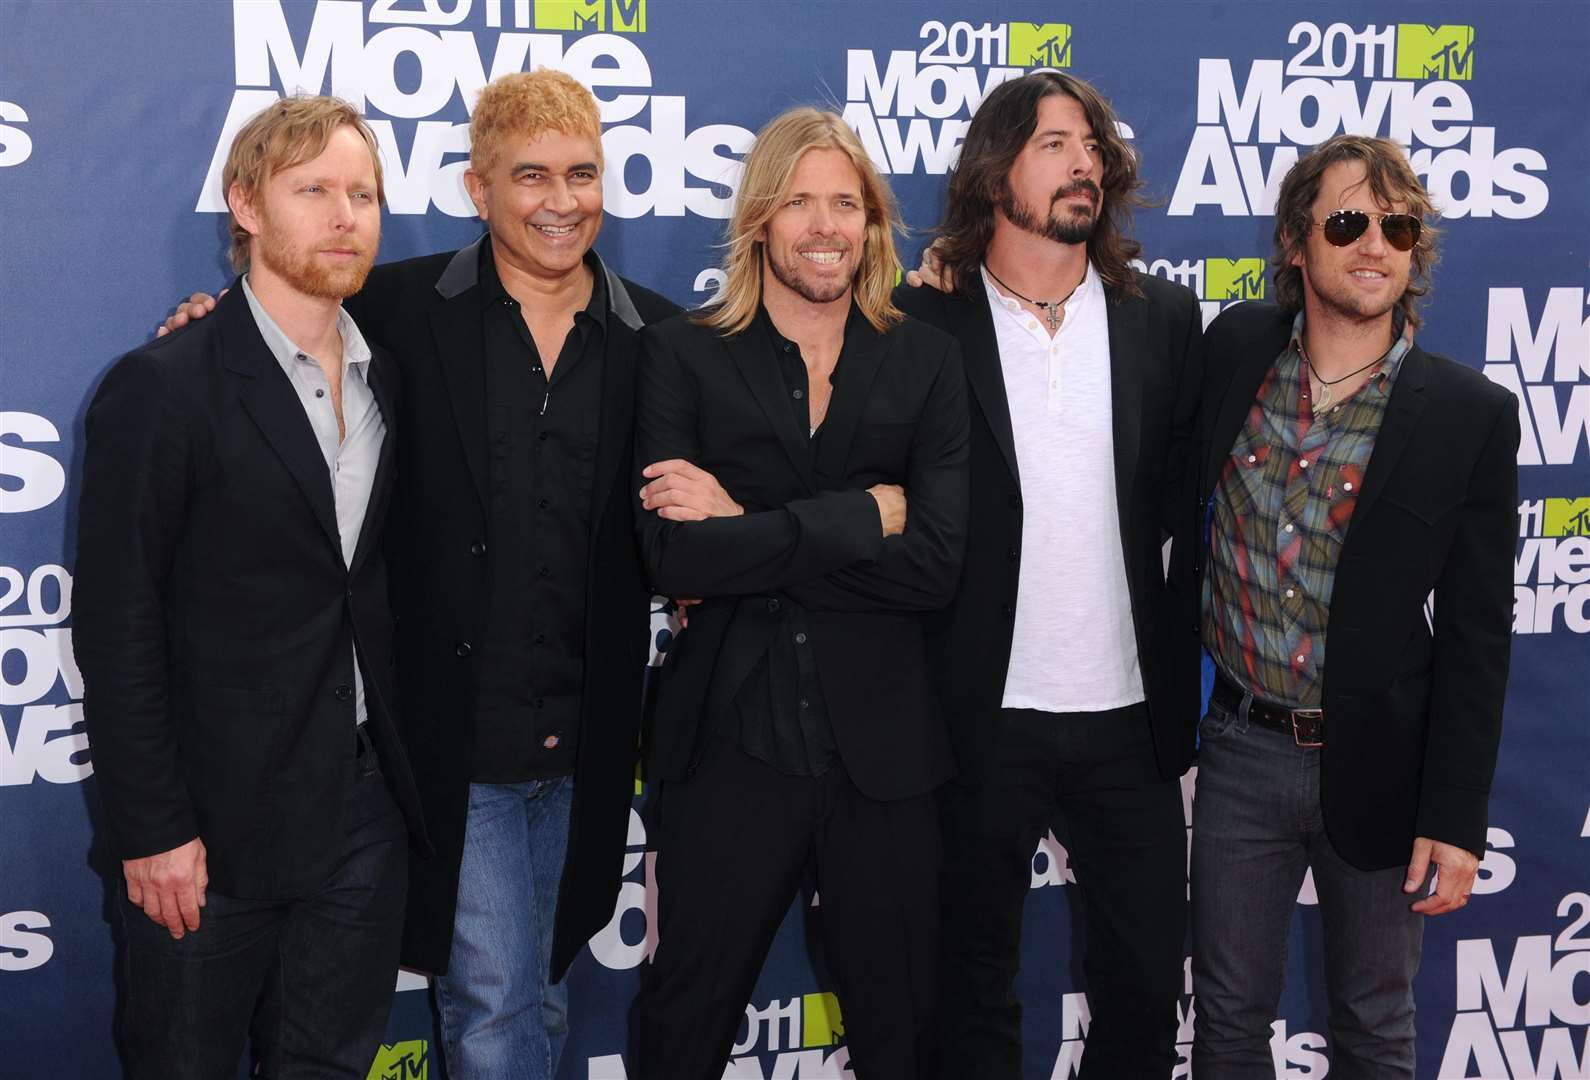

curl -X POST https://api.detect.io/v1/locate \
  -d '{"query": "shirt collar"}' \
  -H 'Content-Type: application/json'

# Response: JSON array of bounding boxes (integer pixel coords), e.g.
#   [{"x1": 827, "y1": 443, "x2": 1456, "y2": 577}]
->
[
  {"x1": 240, "y1": 274, "x2": 372, "y2": 381},
  {"x1": 478, "y1": 235, "x2": 609, "y2": 333},
  {"x1": 1289, "y1": 308, "x2": 1414, "y2": 392},
  {"x1": 755, "y1": 300, "x2": 867, "y2": 354}
]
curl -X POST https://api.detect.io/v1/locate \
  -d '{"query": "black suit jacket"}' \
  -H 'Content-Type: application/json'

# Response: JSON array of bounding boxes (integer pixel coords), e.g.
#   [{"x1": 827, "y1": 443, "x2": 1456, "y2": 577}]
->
[
  {"x1": 1198, "y1": 302, "x2": 1519, "y2": 869},
  {"x1": 346, "y1": 238, "x2": 679, "y2": 979},
  {"x1": 894, "y1": 272, "x2": 1205, "y2": 783},
  {"x1": 74, "y1": 284, "x2": 428, "y2": 900},
  {"x1": 637, "y1": 311, "x2": 970, "y2": 800}
]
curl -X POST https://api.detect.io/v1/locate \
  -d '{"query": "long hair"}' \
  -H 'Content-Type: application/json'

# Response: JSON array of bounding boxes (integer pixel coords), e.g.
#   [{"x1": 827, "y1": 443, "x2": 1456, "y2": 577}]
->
[
  {"x1": 222, "y1": 95, "x2": 384, "y2": 273},
  {"x1": 1271, "y1": 134, "x2": 1440, "y2": 328},
  {"x1": 934, "y1": 71, "x2": 1146, "y2": 299},
  {"x1": 699, "y1": 107, "x2": 904, "y2": 335}
]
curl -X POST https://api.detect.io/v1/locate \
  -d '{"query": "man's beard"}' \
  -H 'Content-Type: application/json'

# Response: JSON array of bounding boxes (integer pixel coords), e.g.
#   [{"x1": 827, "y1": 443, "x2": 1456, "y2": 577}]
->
[
  {"x1": 999, "y1": 179, "x2": 1101, "y2": 246},
  {"x1": 254, "y1": 218, "x2": 376, "y2": 300},
  {"x1": 767, "y1": 244, "x2": 855, "y2": 305}
]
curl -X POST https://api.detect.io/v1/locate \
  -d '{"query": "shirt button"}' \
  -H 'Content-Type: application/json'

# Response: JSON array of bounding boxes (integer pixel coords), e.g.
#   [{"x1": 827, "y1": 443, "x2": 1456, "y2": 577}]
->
[
  {"x1": 1247, "y1": 454, "x2": 1258, "y2": 464},
  {"x1": 538, "y1": 498, "x2": 550, "y2": 510},
  {"x1": 794, "y1": 632, "x2": 807, "y2": 645},
  {"x1": 1343, "y1": 481, "x2": 1354, "y2": 492},
  {"x1": 542, "y1": 734, "x2": 560, "y2": 749},
  {"x1": 792, "y1": 389, "x2": 804, "y2": 400},
  {"x1": 799, "y1": 698, "x2": 810, "y2": 709},
  {"x1": 1296, "y1": 654, "x2": 1306, "y2": 664},
  {"x1": 470, "y1": 540, "x2": 486, "y2": 556},
  {"x1": 767, "y1": 598, "x2": 781, "y2": 613},
  {"x1": 1299, "y1": 459, "x2": 1309, "y2": 468},
  {"x1": 333, "y1": 684, "x2": 352, "y2": 701},
  {"x1": 534, "y1": 632, "x2": 546, "y2": 645},
  {"x1": 455, "y1": 642, "x2": 472, "y2": 657},
  {"x1": 1284, "y1": 523, "x2": 1295, "y2": 533},
  {"x1": 534, "y1": 698, "x2": 544, "y2": 709},
  {"x1": 315, "y1": 389, "x2": 325, "y2": 398},
  {"x1": 538, "y1": 431, "x2": 549, "y2": 442},
  {"x1": 1050, "y1": 380, "x2": 1059, "y2": 390},
  {"x1": 1285, "y1": 588, "x2": 1295, "y2": 599},
  {"x1": 1007, "y1": 547, "x2": 1018, "y2": 561},
  {"x1": 538, "y1": 565, "x2": 551, "y2": 578}
]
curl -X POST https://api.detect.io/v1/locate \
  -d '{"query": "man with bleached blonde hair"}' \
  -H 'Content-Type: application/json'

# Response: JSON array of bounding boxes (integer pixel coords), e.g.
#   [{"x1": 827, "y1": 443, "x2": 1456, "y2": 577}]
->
[
  {"x1": 78, "y1": 94, "x2": 428, "y2": 1078},
  {"x1": 630, "y1": 106, "x2": 970, "y2": 1079},
  {"x1": 159, "y1": 70, "x2": 678, "y2": 1080}
]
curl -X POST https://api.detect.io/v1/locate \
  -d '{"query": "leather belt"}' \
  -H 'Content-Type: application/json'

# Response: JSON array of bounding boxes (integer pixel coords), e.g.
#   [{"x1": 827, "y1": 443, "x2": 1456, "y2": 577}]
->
[{"x1": 1211, "y1": 670, "x2": 1324, "y2": 747}]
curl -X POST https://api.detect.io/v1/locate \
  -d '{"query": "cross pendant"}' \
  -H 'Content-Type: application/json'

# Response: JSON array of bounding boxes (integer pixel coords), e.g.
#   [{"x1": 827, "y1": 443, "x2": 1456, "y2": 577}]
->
[{"x1": 1041, "y1": 302, "x2": 1062, "y2": 331}]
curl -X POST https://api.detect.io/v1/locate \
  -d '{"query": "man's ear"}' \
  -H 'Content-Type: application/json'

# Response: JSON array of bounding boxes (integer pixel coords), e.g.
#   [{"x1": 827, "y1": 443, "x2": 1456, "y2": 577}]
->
[
  {"x1": 463, "y1": 169, "x2": 489, "y2": 222},
  {"x1": 228, "y1": 183, "x2": 262, "y2": 239}
]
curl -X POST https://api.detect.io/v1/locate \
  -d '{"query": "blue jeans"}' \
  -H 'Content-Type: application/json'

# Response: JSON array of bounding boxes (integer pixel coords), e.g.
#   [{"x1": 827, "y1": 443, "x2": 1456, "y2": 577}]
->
[
  {"x1": 1190, "y1": 695, "x2": 1424, "y2": 1079},
  {"x1": 434, "y1": 777, "x2": 573, "y2": 1080}
]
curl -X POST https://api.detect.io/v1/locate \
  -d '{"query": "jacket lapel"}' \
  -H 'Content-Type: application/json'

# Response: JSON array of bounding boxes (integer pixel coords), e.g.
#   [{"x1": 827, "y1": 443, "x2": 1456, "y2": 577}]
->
[
  {"x1": 220, "y1": 289, "x2": 342, "y2": 557},
  {"x1": 1348, "y1": 343, "x2": 1430, "y2": 526},
  {"x1": 1105, "y1": 289, "x2": 1145, "y2": 547},
  {"x1": 812, "y1": 314, "x2": 886, "y2": 487},
  {"x1": 349, "y1": 348, "x2": 398, "y2": 575},
  {"x1": 726, "y1": 322, "x2": 815, "y2": 491},
  {"x1": 951, "y1": 281, "x2": 1021, "y2": 486},
  {"x1": 588, "y1": 320, "x2": 635, "y2": 545},
  {"x1": 428, "y1": 287, "x2": 489, "y2": 513}
]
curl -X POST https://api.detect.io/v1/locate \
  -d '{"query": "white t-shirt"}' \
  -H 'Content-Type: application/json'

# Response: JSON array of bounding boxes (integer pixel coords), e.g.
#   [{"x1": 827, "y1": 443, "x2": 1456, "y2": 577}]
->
[{"x1": 982, "y1": 263, "x2": 1145, "y2": 713}]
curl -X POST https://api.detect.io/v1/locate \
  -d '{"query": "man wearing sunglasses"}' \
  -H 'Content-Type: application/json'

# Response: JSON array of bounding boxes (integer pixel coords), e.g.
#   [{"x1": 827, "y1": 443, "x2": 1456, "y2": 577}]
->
[{"x1": 1190, "y1": 134, "x2": 1519, "y2": 1077}]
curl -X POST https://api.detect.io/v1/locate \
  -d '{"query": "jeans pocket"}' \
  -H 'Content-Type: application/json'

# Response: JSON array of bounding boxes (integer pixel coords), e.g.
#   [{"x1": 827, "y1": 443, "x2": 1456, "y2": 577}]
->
[{"x1": 1198, "y1": 698, "x2": 1240, "y2": 741}]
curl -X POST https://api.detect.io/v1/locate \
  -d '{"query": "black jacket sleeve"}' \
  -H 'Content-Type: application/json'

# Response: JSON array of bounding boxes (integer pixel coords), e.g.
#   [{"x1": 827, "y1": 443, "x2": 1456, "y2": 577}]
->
[
  {"x1": 72, "y1": 351, "x2": 199, "y2": 860},
  {"x1": 635, "y1": 327, "x2": 886, "y2": 599}
]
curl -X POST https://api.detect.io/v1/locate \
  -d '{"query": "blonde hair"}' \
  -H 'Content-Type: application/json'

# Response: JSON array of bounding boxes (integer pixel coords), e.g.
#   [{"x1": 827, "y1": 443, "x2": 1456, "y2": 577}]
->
[
  {"x1": 700, "y1": 107, "x2": 904, "y2": 335},
  {"x1": 222, "y1": 95, "x2": 384, "y2": 273},
  {"x1": 469, "y1": 70, "x2": 603, "y2": 176}
]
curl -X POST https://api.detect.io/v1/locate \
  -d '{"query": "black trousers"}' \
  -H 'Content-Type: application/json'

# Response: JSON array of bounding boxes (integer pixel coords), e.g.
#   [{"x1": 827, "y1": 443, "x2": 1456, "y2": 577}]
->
[
  {"x1": 631, "y1": 736, "x2": 941, "y2": 1080},
  {"x1": 939, "y1": 705, "x2": 1187, "y2": 1080},
  {"x1": 117, "y1": 733, "x2": 409, "y2": 1080}
]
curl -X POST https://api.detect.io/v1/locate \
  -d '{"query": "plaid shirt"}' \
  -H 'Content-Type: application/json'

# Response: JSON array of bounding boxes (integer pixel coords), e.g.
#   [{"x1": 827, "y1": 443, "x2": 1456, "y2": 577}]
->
[{"x1": 1204, "y1": 311, "x2": 1414, "y2": 707}]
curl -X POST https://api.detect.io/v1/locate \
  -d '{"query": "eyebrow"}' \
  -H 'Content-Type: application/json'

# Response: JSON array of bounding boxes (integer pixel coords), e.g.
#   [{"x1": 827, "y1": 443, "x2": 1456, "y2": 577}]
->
[
  {"x1": 1032, "y1": 128, "x2": 1096, "y2": 142},
  {"x1": 510, "y1": 161, "x2": 600, "y2": 176},
  {"x1": 786, "y1": 190, "x2": 862, "y2": 201}
]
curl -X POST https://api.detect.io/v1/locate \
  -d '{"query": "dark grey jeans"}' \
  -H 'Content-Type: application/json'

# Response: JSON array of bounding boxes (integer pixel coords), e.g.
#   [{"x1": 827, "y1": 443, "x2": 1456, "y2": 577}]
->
[
  {"x1": 117, "y1": 739, "x2": 408, "y2": 1080},
  {"x1": 1190, "y1": 695, "x2": 1424, "y2": 1080}
]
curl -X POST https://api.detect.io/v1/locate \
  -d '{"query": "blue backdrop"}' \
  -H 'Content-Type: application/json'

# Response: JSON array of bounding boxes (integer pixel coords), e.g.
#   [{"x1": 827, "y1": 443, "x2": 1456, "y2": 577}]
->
[{"x1": 2, "y1": 3, "x2": 1586, "y2": 1077}]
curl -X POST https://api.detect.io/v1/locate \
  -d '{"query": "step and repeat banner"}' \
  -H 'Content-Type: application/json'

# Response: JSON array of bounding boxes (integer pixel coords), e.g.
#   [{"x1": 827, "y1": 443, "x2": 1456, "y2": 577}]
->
[{"x1": 2, "y1": 2, "x2": 1586, "y2": 1078}]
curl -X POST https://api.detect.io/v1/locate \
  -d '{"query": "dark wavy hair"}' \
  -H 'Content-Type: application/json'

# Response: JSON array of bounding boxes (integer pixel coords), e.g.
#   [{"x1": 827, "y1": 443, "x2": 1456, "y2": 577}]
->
[
  {"x1": 934, "y1": 71, "x2": 1145, "y2": 300},
  {"x1": 1272, "y1": 134, "x2": 1440, "y2": 328}
]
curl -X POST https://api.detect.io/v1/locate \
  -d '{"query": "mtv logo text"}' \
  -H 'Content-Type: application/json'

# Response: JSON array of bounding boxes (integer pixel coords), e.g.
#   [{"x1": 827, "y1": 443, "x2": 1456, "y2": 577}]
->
[
  {"x1": 367, "y1": 1040, "x2": 428, "y2": 1080},
  {"x1": 1132, "y1": 257, "x2": 1267, "y2": 328},
  {"x1": 1438, "y1": 892, "x2": 1590, "y2": 1078},
  {"x1": 1513, "y1": 498, "x2": 1590, "y2": 635},
  {"x1": 1171, "y1": 22, "x2": 1547, "y2": 218},
  {"x1": 842, "y1": 20, "x2": 1073, "y2": 175},
  {"x1": 1483, "y1": 288, "x2": 1589, "y2": 468},
  {"x1": 197, "y1": 0, "x2": 749, "y2": 220}
]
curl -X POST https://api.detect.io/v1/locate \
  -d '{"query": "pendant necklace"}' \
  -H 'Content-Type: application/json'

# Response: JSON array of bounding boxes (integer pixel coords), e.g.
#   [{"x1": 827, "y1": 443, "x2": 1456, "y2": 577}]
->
[
  {"x1": 985, "y1": 265, "x2": 1081, "y2": 332},
  {"x1": 1300, "y1": 347, "x2": 1383, "y2": 416}
]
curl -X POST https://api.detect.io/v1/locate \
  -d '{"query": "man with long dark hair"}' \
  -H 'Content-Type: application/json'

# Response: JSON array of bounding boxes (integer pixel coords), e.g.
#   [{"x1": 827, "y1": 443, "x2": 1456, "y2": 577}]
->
[
  {"x1": 1192, "y1": 135, "x2": 1517, "y2": 1078},
  {"x1": 895, "y1": 72, "x2": 1203, "y2": 1078}
]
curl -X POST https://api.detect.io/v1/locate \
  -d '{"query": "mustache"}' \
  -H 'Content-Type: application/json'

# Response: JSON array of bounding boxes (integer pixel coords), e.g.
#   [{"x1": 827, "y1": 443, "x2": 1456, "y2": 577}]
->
[{"x1": 1050, "y1": 180, "x2": 1101, "y2": 206}]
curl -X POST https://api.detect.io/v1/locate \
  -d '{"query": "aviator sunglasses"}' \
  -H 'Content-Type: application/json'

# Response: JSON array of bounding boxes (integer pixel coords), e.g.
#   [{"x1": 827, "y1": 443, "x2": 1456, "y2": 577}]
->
[{"x1": 1312, "y1": 208, "x2": 1422, "y2": 251}]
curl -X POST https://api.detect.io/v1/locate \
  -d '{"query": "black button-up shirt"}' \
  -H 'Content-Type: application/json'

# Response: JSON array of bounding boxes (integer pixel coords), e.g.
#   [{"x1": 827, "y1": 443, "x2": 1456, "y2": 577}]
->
[
  {"x1": 472, "y1": 240, "x2": 607, "y2": 781},
  {"x1": 711, "y1": 307, "x2": 856, "y2": 777}
]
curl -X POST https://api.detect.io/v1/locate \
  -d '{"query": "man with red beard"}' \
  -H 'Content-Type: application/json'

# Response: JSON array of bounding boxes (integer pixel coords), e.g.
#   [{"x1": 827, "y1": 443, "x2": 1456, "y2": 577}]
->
[{"x1": 74, "y1": 95, "x2": 429, "y2": 1079}]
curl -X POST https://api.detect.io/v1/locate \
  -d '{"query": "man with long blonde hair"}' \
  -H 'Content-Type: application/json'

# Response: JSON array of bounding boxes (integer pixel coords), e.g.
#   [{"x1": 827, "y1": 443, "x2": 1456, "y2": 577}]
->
[{"x1": 631, "y1": 106, "x2": 970, "y2": 1079}]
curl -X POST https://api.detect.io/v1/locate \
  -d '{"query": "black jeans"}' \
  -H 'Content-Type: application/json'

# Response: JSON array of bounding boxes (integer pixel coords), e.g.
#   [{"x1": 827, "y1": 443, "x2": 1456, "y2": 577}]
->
[
  {"x1": 117, "y1": 736, "x2": 409, "y2": 1079},
  {"x1": 631, "y1": 736, "x2": 941, "y2": 1080},
  {"x1": 939, "y1": 704, "x2": 1187, "y2": 1080}
]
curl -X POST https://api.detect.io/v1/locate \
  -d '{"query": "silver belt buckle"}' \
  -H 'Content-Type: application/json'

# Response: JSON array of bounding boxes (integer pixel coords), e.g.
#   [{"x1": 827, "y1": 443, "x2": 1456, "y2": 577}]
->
[{"x1": 1290, "y1": 708, "x2": 1324, "y2": 748}]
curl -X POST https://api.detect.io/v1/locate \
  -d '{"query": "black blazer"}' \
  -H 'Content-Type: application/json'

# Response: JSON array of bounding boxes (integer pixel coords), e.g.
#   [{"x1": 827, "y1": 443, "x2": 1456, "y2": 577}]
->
[
  {"x1": 74, "y1": 284, "x2": 428, "y2": 900},
  {"x1": 346, "y1": 239, "x2": 679, "y2": 979},
  {"x1": 637, "y1": 311, "x2": 970, "y2": 801},
  {"x1": 894, "y1": 273, "x2": 1205, "y2": 784},
  {"x1": 1198, "y1": 302, "x2": 1518, "y2": 869}
]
